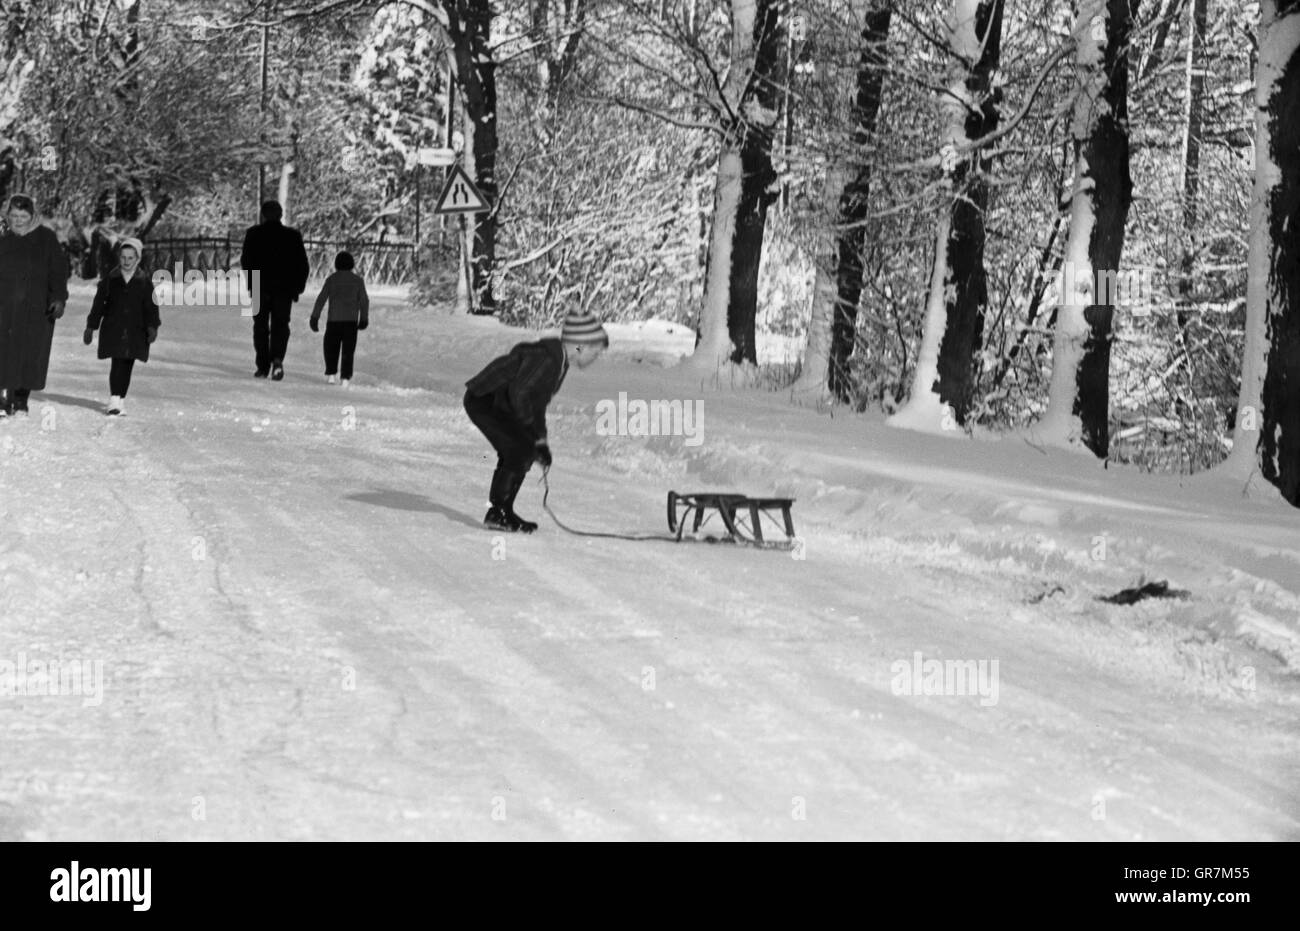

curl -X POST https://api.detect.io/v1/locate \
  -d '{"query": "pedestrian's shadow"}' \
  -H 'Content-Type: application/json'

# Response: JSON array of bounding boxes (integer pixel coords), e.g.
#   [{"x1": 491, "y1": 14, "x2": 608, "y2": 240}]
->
[
  {"x1": 32, "y1": 392, "x2": 104, "y2": 414},
  {"x1": 345, "y1": 489, "x2": 482, "y2": 529}
]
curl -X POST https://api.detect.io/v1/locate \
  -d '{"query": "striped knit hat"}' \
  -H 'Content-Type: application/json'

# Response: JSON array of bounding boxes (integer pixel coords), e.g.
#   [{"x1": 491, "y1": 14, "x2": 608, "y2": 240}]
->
[{"x1": 561, "y1": 308, "x2": 609, "y2": 347}]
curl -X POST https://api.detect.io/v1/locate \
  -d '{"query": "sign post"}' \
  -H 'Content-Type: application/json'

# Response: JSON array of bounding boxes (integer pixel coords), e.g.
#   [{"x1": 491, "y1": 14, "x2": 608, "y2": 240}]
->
[
  {"x1": 433, "y1": 164, "x2": 490, "y2": 313},
  {"x1": 416, "y1": 148, "x2": 457, "y2": 270}
]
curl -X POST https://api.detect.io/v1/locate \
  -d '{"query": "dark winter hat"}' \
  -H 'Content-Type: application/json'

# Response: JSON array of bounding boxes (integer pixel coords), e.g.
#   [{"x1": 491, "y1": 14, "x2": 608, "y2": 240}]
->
[
  {"x1": 261, "y1": 200, "x2": 283, "y2": 222},
  {"x1": 335, "y1": 251, "x2": 355, "y2": 271},
  {"x1": 561, "y1": 308, "x2": 609, "y2": 347},
  {"x1": 7, "y1": 194, "x2": 36, "y2": 215}
]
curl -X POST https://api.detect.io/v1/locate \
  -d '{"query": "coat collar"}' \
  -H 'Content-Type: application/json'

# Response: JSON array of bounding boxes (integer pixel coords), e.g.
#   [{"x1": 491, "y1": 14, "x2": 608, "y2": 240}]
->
[{"x1": 112, "y1": 266, "x2": 148, "y2": 284}]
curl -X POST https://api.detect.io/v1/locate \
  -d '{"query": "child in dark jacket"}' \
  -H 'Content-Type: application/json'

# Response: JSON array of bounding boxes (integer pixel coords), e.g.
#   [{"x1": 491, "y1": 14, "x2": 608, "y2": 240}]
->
[
  {"x1": 82, "y1": 237, "x2": 160, "y2": 416},
  {"x1": 464, "y1": 307, "x2": 608, "y2": 533},
  {"x1": 309, "y1": 251, "x2": 370, "y2": 386}
]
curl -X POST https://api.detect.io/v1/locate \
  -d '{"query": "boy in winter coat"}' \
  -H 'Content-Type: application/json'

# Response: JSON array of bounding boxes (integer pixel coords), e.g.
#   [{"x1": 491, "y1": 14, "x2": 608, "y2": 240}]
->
[
  {"x1": 309, "y1": 251, "x2": 369, "y2": 386},
  {"x1": 464, "y1": 308, "x2": 608, "y2": 533},
  {"x1": 82, "y1": 237, "x2": 160, "y2": 416}
]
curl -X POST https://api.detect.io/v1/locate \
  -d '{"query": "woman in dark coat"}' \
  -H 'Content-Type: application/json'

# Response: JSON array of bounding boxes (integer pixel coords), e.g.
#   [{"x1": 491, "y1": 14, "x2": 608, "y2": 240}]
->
[
  {"x1": 83, "y1": 237, "x2": 160, "y2": 416},
  {"x1": 0, "y1": 194, "x2": 71, "y2": 417}
]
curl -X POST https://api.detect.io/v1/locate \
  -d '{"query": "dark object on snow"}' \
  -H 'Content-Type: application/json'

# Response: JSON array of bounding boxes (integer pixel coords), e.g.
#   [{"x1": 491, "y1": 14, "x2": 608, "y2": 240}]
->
[
  {"x1": 667, "y1": 491, "x2": 796, "y2": 549},
  {"x1": 1098, "y1": 579, "x2": 1190, "y2": 605},
  {"x1": 1028, "y1": 584, "x2": 1066, "y2": 604}
]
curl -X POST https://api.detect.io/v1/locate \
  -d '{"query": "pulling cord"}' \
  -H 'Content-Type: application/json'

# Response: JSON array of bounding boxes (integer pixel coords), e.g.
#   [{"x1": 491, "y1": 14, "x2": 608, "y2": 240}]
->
[{"x1": 539, "y1": 468, "x2": 680, "y2": 543}]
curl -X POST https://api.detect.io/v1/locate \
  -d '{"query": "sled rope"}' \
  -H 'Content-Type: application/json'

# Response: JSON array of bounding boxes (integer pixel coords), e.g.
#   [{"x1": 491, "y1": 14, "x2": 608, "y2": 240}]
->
[{"x1": 539, "y1": 469, "x2": 679, "y2": 543}]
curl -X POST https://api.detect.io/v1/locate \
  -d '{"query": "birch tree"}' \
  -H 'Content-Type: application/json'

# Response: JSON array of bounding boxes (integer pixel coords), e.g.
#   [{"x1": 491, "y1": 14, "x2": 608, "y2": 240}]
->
[
  {"x1": 890, "y1": 0, "x2": 1004, "y2": 432},
  {"x1": 1222, "y1": 0, "x2": 1300, "y2": 506},
  {"x1": 1035, "y1": 0, "x2": 1136, "y2": 457},
  {"x1": 686, "y1": 0, "x2": 784, "y2": 373},
  {"x1": 794, "y1": 0, "x2": 893, "y2": 403}
]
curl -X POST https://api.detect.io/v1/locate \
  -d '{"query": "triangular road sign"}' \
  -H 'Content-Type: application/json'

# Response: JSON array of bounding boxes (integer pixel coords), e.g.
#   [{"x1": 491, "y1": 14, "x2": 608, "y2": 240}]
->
[{"x1": 434, "y1": 164, "x2": 490, "y2": 215}]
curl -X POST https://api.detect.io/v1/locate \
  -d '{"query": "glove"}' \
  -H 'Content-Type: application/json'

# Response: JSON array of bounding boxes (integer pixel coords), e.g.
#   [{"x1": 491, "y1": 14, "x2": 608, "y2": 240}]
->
[
  {"x1": 309, "y1": 317, "x2": 319, "y2": 332},
  {"x1": 358, "y1": 318, "x2": 368, "y2": 331},
  {"x1": 47, "y1": 300, "x2": 65, "y2": 322},
  {"x1": 146, "y1": 327, "x2": 157, "y2": 344},
  {"x1": 535, "y1": 442, "x2": 553, "y2": 469},
  {"x1": 83, "y1": 328, "x2": 94, "y2": 346}
]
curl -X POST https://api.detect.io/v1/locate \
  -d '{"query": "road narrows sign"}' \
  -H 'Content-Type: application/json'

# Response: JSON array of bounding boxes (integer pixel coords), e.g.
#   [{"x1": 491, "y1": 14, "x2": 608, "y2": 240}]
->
[{"x1": 434, "y1": 165, "x2": 490, "y2": 215}]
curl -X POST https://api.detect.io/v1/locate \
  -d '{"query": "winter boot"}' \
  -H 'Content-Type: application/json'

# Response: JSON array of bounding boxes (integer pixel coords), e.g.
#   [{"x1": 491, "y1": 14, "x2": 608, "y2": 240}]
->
[
  {"x1": 501, "y1": 471, "x2": 538, "y2": 534},
  {"x1": 107, "y1": 396, "x2": 123, "y2": 416},
  {"x1": 483, "y1": 467, "x2": 510, "y2": 529}
]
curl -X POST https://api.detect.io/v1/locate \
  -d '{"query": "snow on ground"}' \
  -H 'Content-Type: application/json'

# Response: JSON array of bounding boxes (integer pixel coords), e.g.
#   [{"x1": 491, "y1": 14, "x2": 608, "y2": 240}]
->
[{"x1": 1, "y1": 283, "x2": 1297, "y2": 840}]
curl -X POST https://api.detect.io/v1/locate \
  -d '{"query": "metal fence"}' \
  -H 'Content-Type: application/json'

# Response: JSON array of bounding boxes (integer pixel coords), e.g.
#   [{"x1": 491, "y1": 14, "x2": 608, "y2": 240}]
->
[{"x1": 142, "y1": 237, "x2": 433, "y2": 286}]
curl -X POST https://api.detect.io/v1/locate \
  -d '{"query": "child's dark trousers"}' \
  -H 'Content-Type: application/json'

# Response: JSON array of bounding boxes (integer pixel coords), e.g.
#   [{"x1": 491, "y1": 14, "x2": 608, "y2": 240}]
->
[{"x1": 324, "y1": 321, "x2": 358, "y2": 379}]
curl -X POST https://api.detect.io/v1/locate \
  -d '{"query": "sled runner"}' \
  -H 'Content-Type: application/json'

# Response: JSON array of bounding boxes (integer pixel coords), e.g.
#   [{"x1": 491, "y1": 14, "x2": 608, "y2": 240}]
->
[{"x1": 667, "y1": 491, "x2": 797, "y2": 549}]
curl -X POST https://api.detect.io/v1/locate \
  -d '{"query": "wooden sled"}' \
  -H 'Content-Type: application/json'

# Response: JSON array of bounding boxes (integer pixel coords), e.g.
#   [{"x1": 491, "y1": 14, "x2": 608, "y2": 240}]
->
[{"x1": 666, "y1": 491, "x2": 797, "y2": 549}]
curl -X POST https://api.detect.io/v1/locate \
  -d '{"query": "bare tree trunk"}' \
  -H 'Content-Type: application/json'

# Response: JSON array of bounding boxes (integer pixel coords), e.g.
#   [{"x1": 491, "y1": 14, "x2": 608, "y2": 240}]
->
[
  {"x1": 1073, "y1": 0, "x2": 1136, "y2": 457},
  {"x1": 1138, "y1": 0, "x2": 1188, "y2": 82},
  {"x1": 443, "y1": 0, "x2": 500, "y2": 314},
  {"x1": 1223, "y1": 0, "x2": 1300, "y2": 505},
  {"x1": 934, "y1": 0, "x2": 1003, "y2": 424},
  {"x1": 686, "y1": 0, "x2": 783, "y2": 372},
  {"x1": 530, "y1": 0, "x2": 587, "y2": 144},
  {"x1": 726, "y1": 0, "x2": 784, "y2": 365},
  {"x1": 810, "y1": 1, "x2": 892, "y2": 403},
  {"x1": 1176, "y1": 0, "x2": 1208, "y2": 325},
  {"x1": 1036, "y1": 0, "x2": 1136, "y2": 457},
  {"x1": 890, "y1": 0, "x2": 1003, "y2": 431}
]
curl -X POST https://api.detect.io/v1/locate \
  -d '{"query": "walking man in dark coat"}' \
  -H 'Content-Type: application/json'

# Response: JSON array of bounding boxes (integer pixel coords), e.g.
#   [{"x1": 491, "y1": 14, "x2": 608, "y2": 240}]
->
[
  {"x1": 240, "y1": 200, "x2": 309, "y2": 381},
  {"x1": 0, "y1": 194, "x2": 71, "y2": 418}
]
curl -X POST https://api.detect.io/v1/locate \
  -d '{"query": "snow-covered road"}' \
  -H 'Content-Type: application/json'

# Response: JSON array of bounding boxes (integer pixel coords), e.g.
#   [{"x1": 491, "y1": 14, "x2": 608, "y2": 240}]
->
[{"x1": 2, "y1": 288, "x2": 1297, "y2": 840}]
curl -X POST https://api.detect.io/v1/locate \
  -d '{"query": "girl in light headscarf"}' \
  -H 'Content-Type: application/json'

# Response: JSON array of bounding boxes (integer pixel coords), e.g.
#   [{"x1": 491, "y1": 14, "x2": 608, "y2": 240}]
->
[{"x1": 83, "y1": 237, "x2": 161, "y2": 416}]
